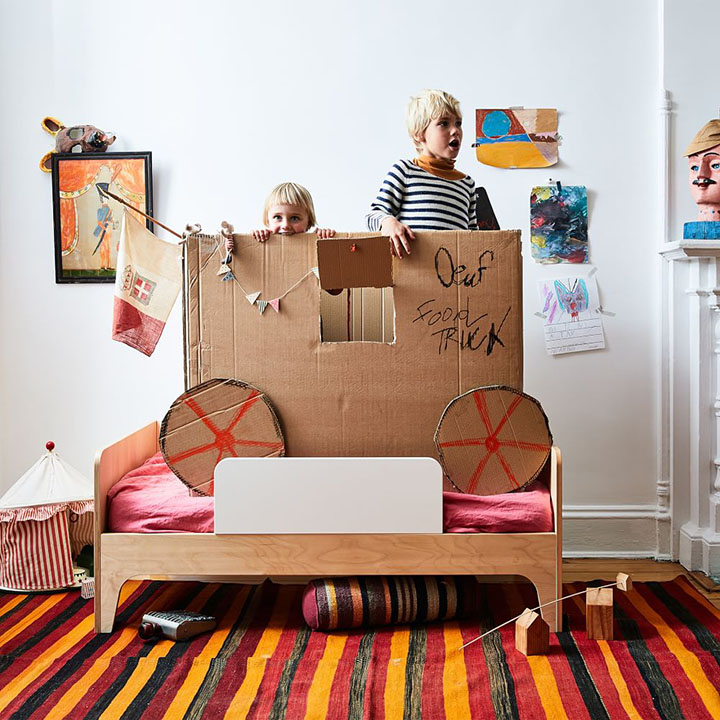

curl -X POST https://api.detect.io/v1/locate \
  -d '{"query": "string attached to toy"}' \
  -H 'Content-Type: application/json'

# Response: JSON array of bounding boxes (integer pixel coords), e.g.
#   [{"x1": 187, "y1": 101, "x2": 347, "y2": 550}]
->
[{"x1": 457, "y1": 580, "x2": 621, "y2": 651}]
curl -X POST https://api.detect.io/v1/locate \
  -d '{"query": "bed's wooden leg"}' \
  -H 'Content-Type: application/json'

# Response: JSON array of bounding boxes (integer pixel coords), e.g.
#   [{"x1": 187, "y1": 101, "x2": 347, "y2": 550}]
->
[
  {"x1": 531, "y1": 575, "x2": 561, "y2": 633},
  {"x1": 95, "y1": 574, "x2": 124, "y2": 633}
]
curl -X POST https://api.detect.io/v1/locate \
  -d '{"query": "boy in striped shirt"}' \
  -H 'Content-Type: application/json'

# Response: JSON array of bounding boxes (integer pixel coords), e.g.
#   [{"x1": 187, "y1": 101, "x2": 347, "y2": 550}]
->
[{"x1": 366, "y1": 89, "x2": 478, "y2": 257}]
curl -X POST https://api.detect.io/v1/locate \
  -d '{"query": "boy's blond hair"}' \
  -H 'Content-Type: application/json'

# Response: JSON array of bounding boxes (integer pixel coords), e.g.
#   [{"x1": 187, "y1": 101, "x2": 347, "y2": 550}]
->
[
  {"x1": 406, "y1": 89, "x2": 462, "y2": 152},
  {"x1": 263, "y1": 182, "x2": 317, "y2": 229}
]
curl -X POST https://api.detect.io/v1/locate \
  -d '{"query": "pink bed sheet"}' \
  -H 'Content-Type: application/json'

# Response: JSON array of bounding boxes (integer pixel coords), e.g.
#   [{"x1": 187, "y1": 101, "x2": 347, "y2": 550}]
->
[
  {"x1": 107, "y1": 452, "x2": 214, "y2": 533},
  {"x1": 107, "y1": 453, "x2": 553, "y2": 534}
]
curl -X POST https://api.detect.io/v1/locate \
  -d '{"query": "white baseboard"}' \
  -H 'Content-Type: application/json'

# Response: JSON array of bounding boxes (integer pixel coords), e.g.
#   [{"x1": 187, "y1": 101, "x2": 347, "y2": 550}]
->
[{"x1": 562, "y1": 504, "x2": 668, "y2": 558}]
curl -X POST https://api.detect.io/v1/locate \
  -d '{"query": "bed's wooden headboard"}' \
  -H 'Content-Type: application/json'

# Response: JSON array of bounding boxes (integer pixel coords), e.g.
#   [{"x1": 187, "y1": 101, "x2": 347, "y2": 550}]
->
[{"x1": 93, "y1": 421, "x2": 159, "y2": 538}]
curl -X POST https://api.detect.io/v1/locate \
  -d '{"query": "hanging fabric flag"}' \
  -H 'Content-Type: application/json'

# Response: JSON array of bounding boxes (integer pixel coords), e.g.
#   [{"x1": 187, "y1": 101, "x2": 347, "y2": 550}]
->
[
  {"x1": 257, "y1": 300, "x2": 268, "y2": 315},
  {"x1": 112, "y1": 210, "x2": 182, "y2": 357},
  {"x1": 269, "y1": 298, "x2": 280, "y2": 313},
  {"x1": 221, "y1": 272, "x2": 234, "y2": 282},
  {"x1": 217, "y1": 264, "x2": 232, "y2": 276},
  {"x1": 311, "y1": 267, "x2": 320, "y2": 279},
  {"x1": 245, "y1": 291, "x2": 261, "y2": 305}
]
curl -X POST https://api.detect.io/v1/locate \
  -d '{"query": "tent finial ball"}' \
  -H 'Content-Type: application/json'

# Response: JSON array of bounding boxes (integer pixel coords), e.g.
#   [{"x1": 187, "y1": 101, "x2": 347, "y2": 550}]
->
[{"x1": 45, "y1": 441, "x2": 55, "y2": 452}]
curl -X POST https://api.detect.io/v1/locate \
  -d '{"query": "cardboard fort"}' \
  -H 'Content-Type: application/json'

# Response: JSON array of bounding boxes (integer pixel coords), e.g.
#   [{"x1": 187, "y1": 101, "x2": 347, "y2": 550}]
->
[{"x1": 183, "y1": 231, "x2": 522, "y2": 460}]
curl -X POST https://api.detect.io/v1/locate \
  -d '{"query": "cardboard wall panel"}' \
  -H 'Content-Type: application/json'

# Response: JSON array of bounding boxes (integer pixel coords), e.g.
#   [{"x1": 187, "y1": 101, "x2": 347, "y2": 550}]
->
[{"x1": 185, "y1": 231, "x2": 522, "y2": 459}]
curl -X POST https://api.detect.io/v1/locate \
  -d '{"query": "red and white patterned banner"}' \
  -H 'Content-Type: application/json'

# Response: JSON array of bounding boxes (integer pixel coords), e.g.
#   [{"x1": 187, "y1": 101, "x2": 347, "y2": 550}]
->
[{"x1": 112, "y1": 209, "x2": 182, "y2": 356}]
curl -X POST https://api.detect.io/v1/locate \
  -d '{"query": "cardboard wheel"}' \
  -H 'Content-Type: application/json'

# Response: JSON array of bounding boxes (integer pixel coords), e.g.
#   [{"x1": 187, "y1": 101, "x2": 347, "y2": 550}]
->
[
  {"x1": 434, "y1": 385, "x2": 552, "y2": 496},
  {"x1": 160, "y1": 378, "x2": 285, "y2": 496}
]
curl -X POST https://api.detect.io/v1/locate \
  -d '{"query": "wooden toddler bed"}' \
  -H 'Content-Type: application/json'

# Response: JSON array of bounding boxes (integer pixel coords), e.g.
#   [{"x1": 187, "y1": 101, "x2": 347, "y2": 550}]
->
[{"x1": 93, "y1": 421, "x2": 562, "y2": 633}]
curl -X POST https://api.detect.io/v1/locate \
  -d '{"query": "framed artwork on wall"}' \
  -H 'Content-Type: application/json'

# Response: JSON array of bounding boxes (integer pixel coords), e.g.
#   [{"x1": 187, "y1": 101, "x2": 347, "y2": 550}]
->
[{"x1": 51, "y1": 151, "x2": 153, "y2": 283}]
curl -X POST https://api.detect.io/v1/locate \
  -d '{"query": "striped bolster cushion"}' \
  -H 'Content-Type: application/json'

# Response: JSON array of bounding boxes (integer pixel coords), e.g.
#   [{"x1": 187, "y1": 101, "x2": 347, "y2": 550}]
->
[{"x1": 302, "y1": 576, "x2": 481, "y2": 631}]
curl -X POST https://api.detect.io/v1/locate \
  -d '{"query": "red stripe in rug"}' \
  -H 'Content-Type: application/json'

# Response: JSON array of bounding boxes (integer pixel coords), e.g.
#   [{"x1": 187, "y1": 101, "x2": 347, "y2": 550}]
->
[
  {"x1": 362, "y1": 627, "x2": 393, "y2": 719},
  {"x1": 421, "y1": 623, "x2": 447, "y2": 720},
  {"x1": 282, "y1": 626, "x2": 334, "y2": 718},
  {"x1": 325, "y1": 632, "x2": 364, "y2": 718}
]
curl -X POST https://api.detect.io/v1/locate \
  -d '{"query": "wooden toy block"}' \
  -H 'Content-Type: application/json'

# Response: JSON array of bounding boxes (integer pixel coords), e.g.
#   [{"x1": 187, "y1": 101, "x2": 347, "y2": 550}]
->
[
  {"x1": 616, "y1": 572, "x2": 632, "y2": 592},
  {"x1": 515, "y1": 608, "x2": 549, "y2": 656},
  {"x1": 586, "y1": 587, "x2": 614, "y2": 640}
]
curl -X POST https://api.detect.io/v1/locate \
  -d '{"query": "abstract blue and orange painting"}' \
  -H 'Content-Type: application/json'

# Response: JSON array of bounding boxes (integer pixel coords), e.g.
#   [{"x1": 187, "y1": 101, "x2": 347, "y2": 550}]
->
[
  {"x1": 475, "y1": 108, "x2": 558, "y2": 168},
  {"x1": 530, "y1": 185, "x2": 588, "y2": 264}
]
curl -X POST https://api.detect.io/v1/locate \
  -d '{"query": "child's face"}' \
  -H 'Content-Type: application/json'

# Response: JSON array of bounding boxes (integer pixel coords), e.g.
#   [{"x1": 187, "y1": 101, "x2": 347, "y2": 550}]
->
[
  {"x1": 266, "y1": 204, "x2": 311, "y2": 234},
  {"x1": 418, "y1": 113, "x2": 463, "y2": 160}
]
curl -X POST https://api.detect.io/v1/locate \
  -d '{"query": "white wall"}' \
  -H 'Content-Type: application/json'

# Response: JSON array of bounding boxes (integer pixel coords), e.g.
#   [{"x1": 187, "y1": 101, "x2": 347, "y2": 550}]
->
[{"x1": 0, "y1": 0, "x2": 663, "y2": 553}]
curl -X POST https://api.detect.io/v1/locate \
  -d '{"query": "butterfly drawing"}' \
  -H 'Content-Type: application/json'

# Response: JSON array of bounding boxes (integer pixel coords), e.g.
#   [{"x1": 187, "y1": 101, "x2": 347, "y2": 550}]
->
[{"x1": 554, "y1": 279, "x2": 588, "y2": 321}]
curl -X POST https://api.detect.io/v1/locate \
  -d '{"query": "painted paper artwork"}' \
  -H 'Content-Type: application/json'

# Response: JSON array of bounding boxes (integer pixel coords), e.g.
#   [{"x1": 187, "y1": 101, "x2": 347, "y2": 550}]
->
[
  {"x1": 51, "y1": 152, "x2": 153, "y2": 283},
  {"x1": 538, "y1": 276, "x2": 605, "y2": 355},
  {"x1": 475, "y1": 108, "x2": 558, "y2": 169},
  {"x1": 530, "y1": 185, "x2": 588, "y2": 264}
]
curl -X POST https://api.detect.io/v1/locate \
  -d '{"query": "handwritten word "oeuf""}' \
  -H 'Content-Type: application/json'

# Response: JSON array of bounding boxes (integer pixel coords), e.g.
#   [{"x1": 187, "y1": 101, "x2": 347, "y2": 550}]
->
[{"x1": 434, "y1": 247, "x2": 495, "y2": 289}]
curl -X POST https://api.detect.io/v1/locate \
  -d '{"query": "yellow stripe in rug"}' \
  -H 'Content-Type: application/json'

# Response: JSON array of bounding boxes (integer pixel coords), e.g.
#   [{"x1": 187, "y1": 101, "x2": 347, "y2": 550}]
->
[
  {"x1": 384, "y1": 628, "x2": 410, "y2": 720},
  {"x1": 524, "y1": 656, "x2": 568, "y2": 719},
  {"x1": 0, "y1": 593, "x2": 26, "y2": 617},
  {"x1": 504, "y1": 582, "x2": 567, "y2": 720},
  {"x1": 624, "y1": 588, "x2": 720, "y2": 716},
  {"x1": 302, "y1": 634, "x2": 347, "y2": 720},
  {"x1": 568, "y1": 592, "x2": 643, "y2": 720},
  {"x1": 161, "y1": 586, "x2": 253, "y2": 720},
  {"x1": 223, "y1": 589, "x2": 296, "y2": 719},
  {"x1": 0, "y1": 593, "x2": 65, "y2": 649},
  {"x1": 99, "y1": 584, "x2": 221, "y2": 720},
  {"x1": 443, "y1": 622, "x2": 472, "y2": 720},
  {"x1": 597, "y1": 641, "x2": 645, "y2": 720}
]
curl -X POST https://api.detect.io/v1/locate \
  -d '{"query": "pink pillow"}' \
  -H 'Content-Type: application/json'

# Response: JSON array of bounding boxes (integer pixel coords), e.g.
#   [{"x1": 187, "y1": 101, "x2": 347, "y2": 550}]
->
[
  {"x1": 443, "y1": 480, "x2": 553, "y2": 533},
  {"x1": 108, "y1": 452, "x2": 214, "y2": 533}
]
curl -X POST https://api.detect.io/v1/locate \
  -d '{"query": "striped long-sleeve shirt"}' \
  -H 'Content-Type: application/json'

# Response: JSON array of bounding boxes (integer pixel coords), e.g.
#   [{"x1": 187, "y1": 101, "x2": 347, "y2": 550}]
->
[{"x1": 365, "y1": 159, "x2": 478, "y2": 232}]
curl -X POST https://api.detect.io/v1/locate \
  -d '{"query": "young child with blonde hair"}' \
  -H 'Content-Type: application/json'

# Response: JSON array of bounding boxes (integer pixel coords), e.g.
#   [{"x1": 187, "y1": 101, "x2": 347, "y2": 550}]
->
[
  {"x1": 224, "y1": 182, "x2": 335, "y2": 252},
  {"x1": 366, "y1": 89, "x2": 478, "y2": 257}
]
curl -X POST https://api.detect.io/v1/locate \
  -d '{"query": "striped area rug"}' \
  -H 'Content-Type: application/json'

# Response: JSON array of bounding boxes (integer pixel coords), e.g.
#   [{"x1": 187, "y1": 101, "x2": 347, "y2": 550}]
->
[{"x1": 1, "y1": 577, "x2": 719, "y2": 719}]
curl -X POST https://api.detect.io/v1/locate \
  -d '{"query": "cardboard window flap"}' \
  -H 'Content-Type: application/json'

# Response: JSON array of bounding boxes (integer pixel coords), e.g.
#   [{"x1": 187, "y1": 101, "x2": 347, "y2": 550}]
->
[{"x1": 317, "y1": 236, "x2": 393, "y2": 289}]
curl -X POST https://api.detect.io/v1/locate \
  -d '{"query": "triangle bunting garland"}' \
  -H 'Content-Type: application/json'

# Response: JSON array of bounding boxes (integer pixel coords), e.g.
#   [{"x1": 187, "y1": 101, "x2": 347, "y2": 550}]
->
[{"x1": 213, "y1": 237, "x2": 320, "y2": 318}]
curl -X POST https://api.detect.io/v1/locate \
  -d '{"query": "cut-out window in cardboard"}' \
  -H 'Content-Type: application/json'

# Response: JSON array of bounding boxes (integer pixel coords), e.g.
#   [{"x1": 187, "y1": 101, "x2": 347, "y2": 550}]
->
[
  {"x1": 317, "y1": 236, "x2": 395, "y2": 343},
  {"x1": 320, "y1": 288, "x2": 395, "y2": 343}
]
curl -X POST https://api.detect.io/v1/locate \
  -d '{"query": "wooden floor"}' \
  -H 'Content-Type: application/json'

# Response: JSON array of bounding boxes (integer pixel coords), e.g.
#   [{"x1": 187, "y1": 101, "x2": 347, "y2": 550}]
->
[{"x1": 563, "y1": 558, "x2": 720, "y2": 609}]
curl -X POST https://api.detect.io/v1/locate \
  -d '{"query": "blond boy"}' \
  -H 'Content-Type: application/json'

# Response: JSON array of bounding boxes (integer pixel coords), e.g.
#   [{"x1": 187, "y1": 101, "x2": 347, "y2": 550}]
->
[{"x1": 366, "y1": 89, "x2": 478, "y2": 257}]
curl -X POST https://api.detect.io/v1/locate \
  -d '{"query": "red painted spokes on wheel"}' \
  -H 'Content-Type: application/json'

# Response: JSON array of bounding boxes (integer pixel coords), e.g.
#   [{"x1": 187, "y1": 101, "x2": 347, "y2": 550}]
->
[
  {"x1": 160, "y1": 378, "x2": 285, "y2": 496},
  {"x1": 434, "y1": 385, "x2": 552, "y2": 496}
]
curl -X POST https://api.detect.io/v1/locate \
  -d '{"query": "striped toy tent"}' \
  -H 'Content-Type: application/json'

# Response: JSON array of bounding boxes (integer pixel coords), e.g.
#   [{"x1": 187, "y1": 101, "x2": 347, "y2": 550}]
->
[{"x1": 0, "y1": 442, "x2": 94, "y2": 592}]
